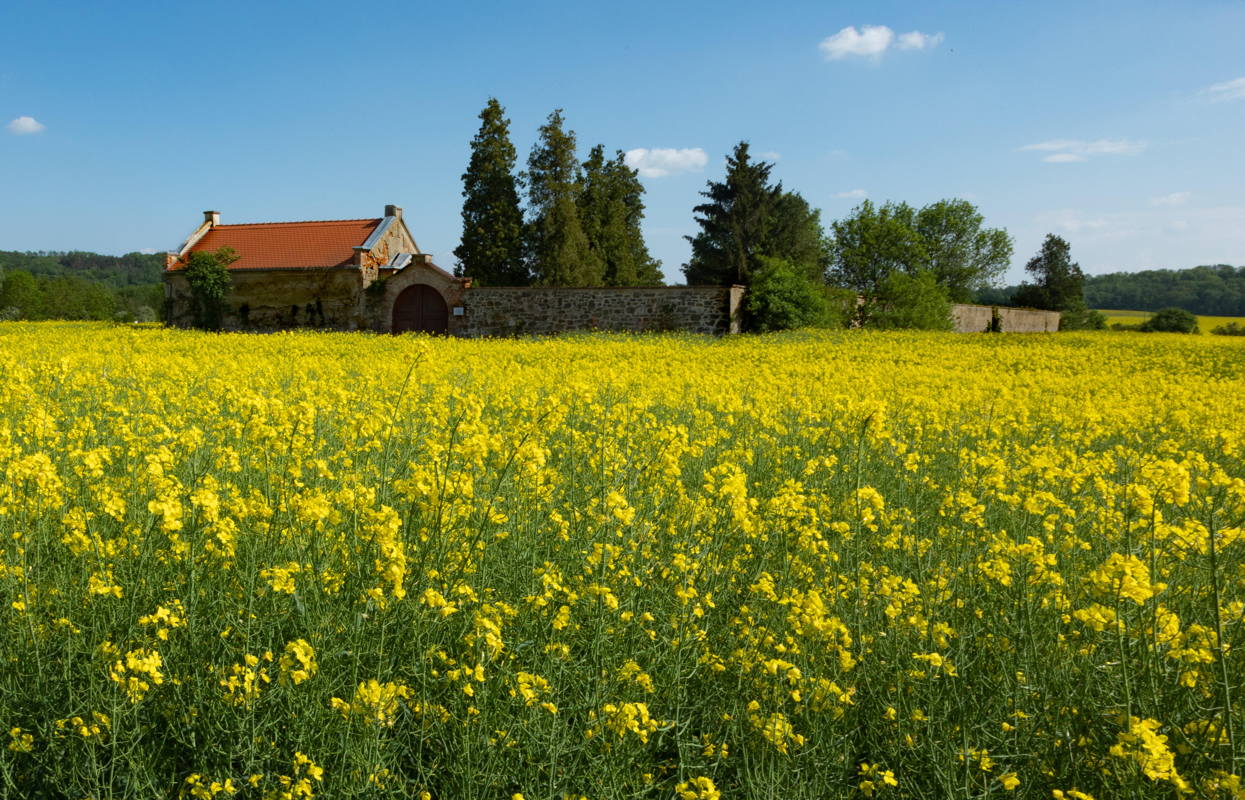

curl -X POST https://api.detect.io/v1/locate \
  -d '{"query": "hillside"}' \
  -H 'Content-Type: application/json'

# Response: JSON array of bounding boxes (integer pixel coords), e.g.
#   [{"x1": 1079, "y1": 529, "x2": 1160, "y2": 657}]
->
[
  {"x1": 977, "y1": 264, "x2": 1245, "y2": 315},
  {"x1": 0, "y1": 249, "x2": 164, "y2": 288}
]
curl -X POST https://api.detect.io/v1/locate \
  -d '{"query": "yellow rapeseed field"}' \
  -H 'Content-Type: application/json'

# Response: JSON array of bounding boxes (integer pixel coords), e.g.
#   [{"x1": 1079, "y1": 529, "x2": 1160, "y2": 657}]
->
[{"x1": 1, "y1": 322, "x2": 1243, "y2": 799}]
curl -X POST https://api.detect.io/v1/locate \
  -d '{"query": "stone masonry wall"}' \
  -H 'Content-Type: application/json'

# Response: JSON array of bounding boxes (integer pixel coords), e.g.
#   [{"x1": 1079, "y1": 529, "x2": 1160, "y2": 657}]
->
[
  {"x1": 460, "y1": 286, "x2": 744, "y2": 337},
  {"x1": 951, "y1": 303, "x2": 1061, "y2": 333}
]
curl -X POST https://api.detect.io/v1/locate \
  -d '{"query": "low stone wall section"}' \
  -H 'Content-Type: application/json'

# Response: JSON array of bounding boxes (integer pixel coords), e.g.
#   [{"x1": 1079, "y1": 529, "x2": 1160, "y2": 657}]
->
[
  {"x1": 952, "y1": 304, "x2": 1061, "y2": 333},
  {"x1": 460, "y1": 286, "x2": 744, "y2": 337}
]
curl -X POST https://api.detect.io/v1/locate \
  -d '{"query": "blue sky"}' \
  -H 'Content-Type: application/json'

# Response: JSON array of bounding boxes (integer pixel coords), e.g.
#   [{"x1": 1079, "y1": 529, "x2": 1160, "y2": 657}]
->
[{"x1": 2, "y1": 0, "x2": 1242, "y2": 284}]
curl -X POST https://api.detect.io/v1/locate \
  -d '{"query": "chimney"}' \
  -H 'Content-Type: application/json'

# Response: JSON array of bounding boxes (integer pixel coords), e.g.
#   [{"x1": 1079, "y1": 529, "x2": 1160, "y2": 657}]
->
[
  {"x1": 204, "y1": 210, "x2": 220, "y2": 226},
  {"x1": 384, "y1": 204, "x2": 402, "y2": 219}
]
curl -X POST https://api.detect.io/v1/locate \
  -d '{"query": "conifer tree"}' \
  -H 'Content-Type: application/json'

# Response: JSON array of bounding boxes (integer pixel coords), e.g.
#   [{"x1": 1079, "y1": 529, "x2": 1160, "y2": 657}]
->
[
  {"x1": 683, "y1": 142, "x2": 826, "y2": 286},
  {"x1": 579, "y1": 146, "x2": 663, "y2": 286},
  {"x1": 525, "y1": 110, "x2": 604, "y2": 286},
  {"x1": 454, "y1": 98, "x2": 528, "y2": 285}
]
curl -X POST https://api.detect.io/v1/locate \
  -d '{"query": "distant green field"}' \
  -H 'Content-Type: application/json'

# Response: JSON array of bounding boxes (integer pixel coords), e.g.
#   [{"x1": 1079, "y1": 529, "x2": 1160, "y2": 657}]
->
[{"x1": 1098, "y1": 309, "x2": 1245, "y2": 330}]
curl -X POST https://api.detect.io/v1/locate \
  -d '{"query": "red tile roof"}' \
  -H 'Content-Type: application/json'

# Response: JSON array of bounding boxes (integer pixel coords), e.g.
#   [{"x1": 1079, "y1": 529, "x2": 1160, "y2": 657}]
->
[{"x1": 169, "y1": 218, "x2": 381, "y2": 271}]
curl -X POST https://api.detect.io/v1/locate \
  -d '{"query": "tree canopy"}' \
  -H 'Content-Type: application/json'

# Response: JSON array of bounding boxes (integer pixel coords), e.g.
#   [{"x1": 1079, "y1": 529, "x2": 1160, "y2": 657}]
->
[
  {"x1": 827, "y1": 198, "x2": 1011, "y2": 302},
  {"x1": 578, "y1": 145, "x2": 663, "y2": 286},
  {"x1": 454, "y1": 98, "x2": 528, "y2": 286},
  {"x1": 525, "y1": 110, "x2": 603, "y2": 286},
  {"x1": 682, "y1": 142, "x2": 828, "y2": 286}
]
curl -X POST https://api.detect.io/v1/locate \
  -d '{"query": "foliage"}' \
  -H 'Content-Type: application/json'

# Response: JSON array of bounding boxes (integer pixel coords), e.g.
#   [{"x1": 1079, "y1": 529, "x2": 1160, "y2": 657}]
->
[
  {"x1": 683, "y1": 142, "x2": 828, "y2": 286},
  {"x1": 454, "y1": 98, "x2": 529, "y2": 286},
  {"x1": 1211, "y1": 321, "x2": 1245, "y2": 336},
  {"x1": 1139, "y1": 306, "x2": 1199, "y2": 333},
  {"x1": 828, "y1": 198, "x2": 1011, "y2": 303},
  {"x1": 1058, "y1": 306, "x2": 1108, "y2": 331},
  {"x1": 0, "y1": 249, "x2": 164, "y2": 288},
  {"x1": 1012, "y1": 234, "x2": 1088, "y2": 321},
  {"x1": 0, "y1": 325, "x2": 1242, "y2": 798},
  {"x1": 863, "y1": 268, "x2": 953, "y2": 330},
  {"x1": 525, "y1": 110, "x2": 603, "y2": 286},
  {"x1": 827, "y1": 200, "x2": 923, "y2": 295},
  {"x1": 578, "y1": 145, "x2": 663, "y2": 286},
  {"x1": 744, "y1": 256, "x2": 839, "y2": 332},
  {"x1": 0, "y1": 268, "x2": 155, "y2": 321},
  {"x1": 913, "y1": 199, "x2": 1013, "y2": 302},
  {"x1": 183, "y1": 247, "x2": 236, "y2": 330},
  {"x1": 1085, "y1": 264, "x2": 1245, "y2": 315}
]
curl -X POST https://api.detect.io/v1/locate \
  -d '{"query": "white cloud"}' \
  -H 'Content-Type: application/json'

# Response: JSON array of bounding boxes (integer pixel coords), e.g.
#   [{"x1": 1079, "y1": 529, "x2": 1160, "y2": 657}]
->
[
  {"x1": 819, "y1": 25, "x2": 894, "y2": 59},
  {"x1": 757, "y1": 150, "x2": 782, "y2": 162},
  {"x1": 1151, "y1": 191, "x2": 1191, "y2": 208},
  {"x1": 897, "y1": 31, "x2": 944, "y2": 50},
  {"x1": 1200, "y1": 76, "x2": 1245, "y2": 102},
  {"x1": 819, "y1": 25, "x2": 942, "y2": 60},
  {"x1": 834, "y1": 189, "x2": 868, "y2": 199},
  {"x1": 623, "y1": 147, "x2": 708, "y2": 178},
  {"x1": 7, "y1": 116, "x2": 45, "y2": 135},
  {"x1": 1020, "y1": 138, "x2": 1146, "y2": 163},
  {"x1": 139, "y1": 248, "x2": 158, "y2": 255}
]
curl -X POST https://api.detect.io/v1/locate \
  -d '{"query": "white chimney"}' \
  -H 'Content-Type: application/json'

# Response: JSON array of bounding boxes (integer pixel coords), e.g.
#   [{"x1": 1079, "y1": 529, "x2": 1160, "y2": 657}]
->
[
  {"x1": 204, "y1": 210, "x2": 220, "y2": 226},
  {"x1": 384, "y1": 204, "x2": 402, "y2": 219}
]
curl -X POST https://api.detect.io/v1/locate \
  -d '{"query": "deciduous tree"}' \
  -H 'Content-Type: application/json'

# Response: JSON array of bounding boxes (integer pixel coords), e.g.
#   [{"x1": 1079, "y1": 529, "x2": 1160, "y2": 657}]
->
[{"x1": 185, "y1": 247, "x2": 236, "y2": 330}]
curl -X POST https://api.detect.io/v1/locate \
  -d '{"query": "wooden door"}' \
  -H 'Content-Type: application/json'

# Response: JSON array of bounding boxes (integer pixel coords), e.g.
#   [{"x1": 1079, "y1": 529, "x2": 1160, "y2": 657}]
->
[{"x1": 392, "y1": 284, "x2": 448, "y2": 334}]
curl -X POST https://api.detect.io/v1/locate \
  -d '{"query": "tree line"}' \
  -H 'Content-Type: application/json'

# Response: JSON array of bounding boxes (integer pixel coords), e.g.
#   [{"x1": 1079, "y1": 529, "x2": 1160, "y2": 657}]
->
[
  {"x1": 979, "y1": 264, "x2": 1245, "y2": 316},
  {"x1": 0, "y1": 266, "x2": 163, "y2": 322},
  {"x1": 454, "y1": 100, "x2": 661, "y2": 287},
  {"x1": 671, "y1": 141, "x2": 1098, "y2": 330}
]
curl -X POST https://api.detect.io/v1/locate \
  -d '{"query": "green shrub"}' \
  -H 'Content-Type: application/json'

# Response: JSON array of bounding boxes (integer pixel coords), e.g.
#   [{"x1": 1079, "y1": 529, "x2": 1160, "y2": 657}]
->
[
  {"x1": 864, "y1": 269, "x2": 952, "y2": 330},
  {"x1": 1139, "y1": 307, "x2": 1198, "y2": 334},
  {"x1": 745, "y1": 256, "x2": 840, "y2": 332},
  {"x1": 1211, "y1": 321, "x2": 1245, "y2": 336}
]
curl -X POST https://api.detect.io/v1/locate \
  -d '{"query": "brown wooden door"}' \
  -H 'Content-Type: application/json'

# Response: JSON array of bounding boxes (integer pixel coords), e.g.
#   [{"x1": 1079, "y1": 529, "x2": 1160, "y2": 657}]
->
[{"x1": 392, "y1": 284, "x2": 448, "y2": 334}]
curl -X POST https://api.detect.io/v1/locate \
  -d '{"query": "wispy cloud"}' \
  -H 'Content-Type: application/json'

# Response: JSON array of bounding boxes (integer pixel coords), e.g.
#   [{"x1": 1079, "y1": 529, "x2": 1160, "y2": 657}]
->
[
  {"x1": 1199, "y1": 76, "x2": 1245, "y2": 102},
  {"x1": 623, "y1": 147, "x2": 708, "y2": 178},
  {"x1": 834, "y1": 188, "x2": 868, "y2": 199},
  {"x1": 819, "y1": 25, "x2": 943, "y2": 60},
  {"x1": 7, "y1": 116, "x2": 45, "y2": 135},
  {"x1": 1151, "y1": 191, "x2": 1191, "y2": 208},
  {"x1": 896, "y1": 31, "x2": 944, "y2": 51},
  {"x1": 1020, "y1": 138, "x2": 1147, "y2": 163},
  {"x1": 757, "y1": 150, "x2": 782, "y2": 162}
]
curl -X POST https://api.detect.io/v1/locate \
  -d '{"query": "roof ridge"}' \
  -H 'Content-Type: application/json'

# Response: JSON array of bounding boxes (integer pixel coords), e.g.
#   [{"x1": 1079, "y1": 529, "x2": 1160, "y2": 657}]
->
[{"x1": 215, "y1": 218, "x2": 381, "y2": 228}]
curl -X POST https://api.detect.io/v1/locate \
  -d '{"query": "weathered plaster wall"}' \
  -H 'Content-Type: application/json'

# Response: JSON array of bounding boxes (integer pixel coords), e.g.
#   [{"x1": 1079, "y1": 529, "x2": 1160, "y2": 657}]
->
[
  {"x1": 165, "y1": 269, "x2": 365, "y2": 330},
  {"x1": 951, "y1": 304, "x2": 1061, "y2": 333},
  {"x1": 358, "y1": 219, "x2": 421, "y2": 276},
  {"x1": 458, "y1": 286, "x2": 744, "y2": 337}
]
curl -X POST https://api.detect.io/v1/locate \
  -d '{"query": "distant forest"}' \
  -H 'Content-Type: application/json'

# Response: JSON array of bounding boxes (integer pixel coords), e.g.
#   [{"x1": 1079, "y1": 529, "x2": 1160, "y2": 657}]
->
[
  {"x1": 0, "y1": 250, "x2": 165, "y2": 321},
  {"x1": 977, "y1": 264, "x2": 1245, "y2": 315}
]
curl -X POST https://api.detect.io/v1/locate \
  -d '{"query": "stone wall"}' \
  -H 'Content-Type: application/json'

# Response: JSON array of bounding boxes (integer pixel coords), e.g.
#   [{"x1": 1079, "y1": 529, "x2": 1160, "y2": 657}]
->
[
  {"x1": 951, "y1": 303, "x2": 1061, "y2": 333},
  {"x1": 459, "y1": 286, "x2": 744, "y2": 337}
]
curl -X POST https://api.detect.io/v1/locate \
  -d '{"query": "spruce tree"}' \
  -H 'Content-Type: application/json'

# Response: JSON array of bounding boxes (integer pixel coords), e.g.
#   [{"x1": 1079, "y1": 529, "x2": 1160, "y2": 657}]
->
[
  {"x1": 578, "y1": 146, "x2": 663, "y2": 286},
  {"x1": 454, "y1": 98, "x2": 528, "y2": 285},
  {"x1": 683, "y1": 142, "x2": 784, "y2": 286},
  {"x1": 525, "y1": 110, "x2": 604, "y2": 286}
]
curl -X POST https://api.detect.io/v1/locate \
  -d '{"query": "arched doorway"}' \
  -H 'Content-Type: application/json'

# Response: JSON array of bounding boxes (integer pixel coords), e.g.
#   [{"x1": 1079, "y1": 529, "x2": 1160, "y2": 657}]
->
[{"x1": 392, "y1": 284, "x2": 448, "y2": 334}]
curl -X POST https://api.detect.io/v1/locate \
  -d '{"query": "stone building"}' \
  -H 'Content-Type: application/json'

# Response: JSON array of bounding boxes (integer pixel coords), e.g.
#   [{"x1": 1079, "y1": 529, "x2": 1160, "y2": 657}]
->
[
  {"x1": 164, "y1": 207, "x2": 743, "y2": 335},
  {"x1": 164, "y1": 206, "x2": 471, "y2": 333}
]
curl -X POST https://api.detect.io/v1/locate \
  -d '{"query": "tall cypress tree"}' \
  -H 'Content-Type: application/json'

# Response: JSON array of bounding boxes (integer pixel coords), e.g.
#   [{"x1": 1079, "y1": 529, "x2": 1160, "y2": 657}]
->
[
  {"x1": 525, "y1": 110, "x2": 603, "y2": 286},
  {"x1": 578, "y1": 146, "x2": 663, "y2": 286},
  {"x1": 454, "y1": 98, "x2": 528, "y2": 285}
]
